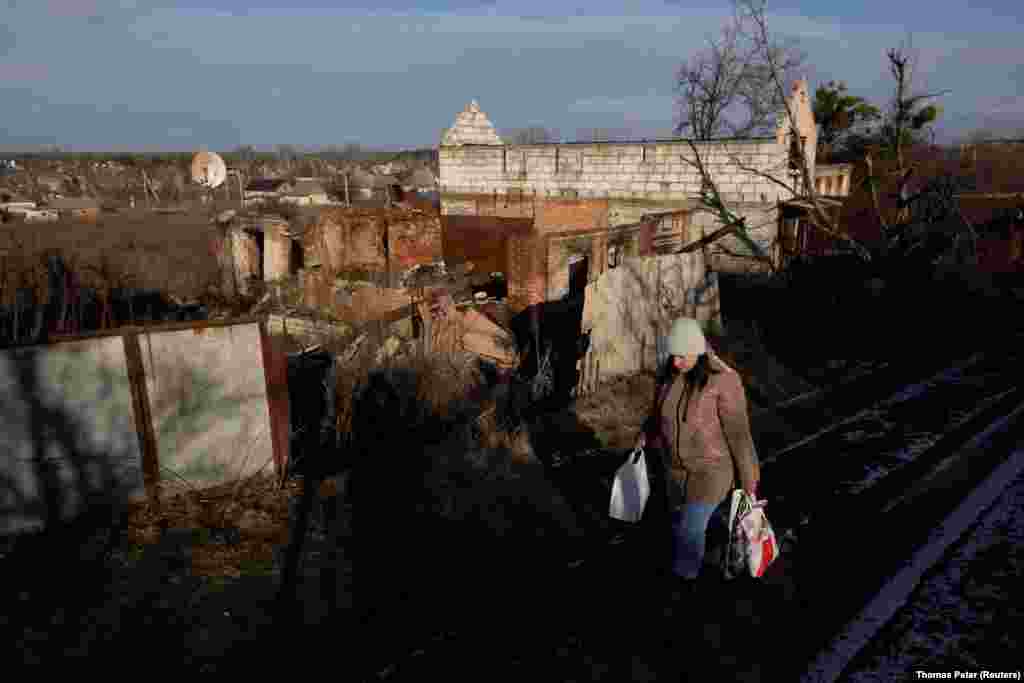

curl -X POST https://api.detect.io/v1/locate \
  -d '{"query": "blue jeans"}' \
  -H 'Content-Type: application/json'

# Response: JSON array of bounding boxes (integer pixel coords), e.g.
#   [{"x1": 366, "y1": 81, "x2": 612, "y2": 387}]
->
[{"x1": 671, "y1": 502, "x2": 726, "y2": 579}]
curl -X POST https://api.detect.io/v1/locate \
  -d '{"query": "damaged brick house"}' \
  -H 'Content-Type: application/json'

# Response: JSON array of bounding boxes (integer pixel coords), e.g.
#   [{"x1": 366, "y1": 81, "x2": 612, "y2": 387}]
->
[
  {"x1": 294, "y1": 206, "x2": 444, "y2": 323},
  {"x1": 437, "y1": 83, "x2": 822, "y2": 312}
]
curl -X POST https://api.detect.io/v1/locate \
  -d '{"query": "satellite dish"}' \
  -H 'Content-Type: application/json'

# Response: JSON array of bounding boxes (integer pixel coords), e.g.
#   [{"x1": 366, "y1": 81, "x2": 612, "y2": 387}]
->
[{"x1": 191, "y1": 150, "x2": 227, "y2": 189}]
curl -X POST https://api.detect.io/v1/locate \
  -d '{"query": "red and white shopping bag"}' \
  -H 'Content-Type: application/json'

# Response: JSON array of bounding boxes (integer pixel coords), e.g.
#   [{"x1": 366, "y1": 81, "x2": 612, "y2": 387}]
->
[{"x1": 737, "y1": 496, "x2": 780, "y2": 578}]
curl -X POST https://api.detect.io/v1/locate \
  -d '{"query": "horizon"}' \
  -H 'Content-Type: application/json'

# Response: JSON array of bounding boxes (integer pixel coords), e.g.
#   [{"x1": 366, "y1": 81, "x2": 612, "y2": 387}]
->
[{"x1": 2, "y1": 1, "x2": 1022, "y2": 151}]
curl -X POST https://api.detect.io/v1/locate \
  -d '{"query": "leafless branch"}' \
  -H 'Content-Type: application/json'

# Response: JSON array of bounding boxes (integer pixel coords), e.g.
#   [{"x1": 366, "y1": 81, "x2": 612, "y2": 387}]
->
[
  {"x1": 737, "y1": 0, "x2": 873, "y2": 263},
  {"x1": 674, "y1": 10, "x2": 804, "y2": 139}
]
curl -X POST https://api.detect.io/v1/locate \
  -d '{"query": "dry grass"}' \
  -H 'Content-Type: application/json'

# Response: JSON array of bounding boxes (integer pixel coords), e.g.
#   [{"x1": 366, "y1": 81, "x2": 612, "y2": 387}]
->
[
  {"x1": 126, "y1": 474, "x2": 296, "y2": 579},
  {"x1": 573, "y1": 372, "x2": 658, "y2": 449},
  {"x1": 0, "y1": 210, "x2": 223, "y2": 302}
]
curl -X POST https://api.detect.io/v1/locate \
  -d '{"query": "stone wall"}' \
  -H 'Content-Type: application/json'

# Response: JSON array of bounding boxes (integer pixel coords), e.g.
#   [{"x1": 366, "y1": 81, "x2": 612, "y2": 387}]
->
[{"x1": 439, "y1": 138, "x2": 790, "y2": 205}]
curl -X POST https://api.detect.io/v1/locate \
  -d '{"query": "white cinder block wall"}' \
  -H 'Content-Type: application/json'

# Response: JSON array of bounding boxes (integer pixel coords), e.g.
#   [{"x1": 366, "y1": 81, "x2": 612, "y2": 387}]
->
[
  {"x1": 439, "y1": 82, "x2": 818, "y2": 273},
  {"x1": 439, "y1": 139, "x2": 793, "y2": 206}
]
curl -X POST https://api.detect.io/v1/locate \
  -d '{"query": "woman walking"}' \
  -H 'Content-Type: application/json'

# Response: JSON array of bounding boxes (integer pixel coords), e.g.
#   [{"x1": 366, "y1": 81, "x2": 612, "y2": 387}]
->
[{"x1": 636, "y1": 317, "x2": 760, "y2": 594}]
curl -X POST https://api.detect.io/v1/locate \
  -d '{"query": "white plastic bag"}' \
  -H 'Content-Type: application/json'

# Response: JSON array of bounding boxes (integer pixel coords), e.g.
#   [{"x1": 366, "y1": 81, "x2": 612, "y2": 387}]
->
[{"x1": 609, "y1": 447, "x2": 650, "y2": 523}]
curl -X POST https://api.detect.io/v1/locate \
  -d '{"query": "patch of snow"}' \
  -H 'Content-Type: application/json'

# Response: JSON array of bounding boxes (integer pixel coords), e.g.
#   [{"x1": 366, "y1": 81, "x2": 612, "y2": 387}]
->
[
  {"x1": 800, "y1": 417, "x2": 1024, "y2": 683},
  {"x1": 841, "y1": 468, "x2": 1024, "y2": 679},
  {"x1": 765, "y1": 356, "x2": 982, "y2": 464},
  {"x1": 845, "y1": 388, "x2": 1016, "y2": 495}
]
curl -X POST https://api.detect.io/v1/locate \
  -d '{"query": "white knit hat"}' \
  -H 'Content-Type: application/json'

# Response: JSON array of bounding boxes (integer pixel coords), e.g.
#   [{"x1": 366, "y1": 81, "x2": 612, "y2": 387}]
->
[{"x1": 667, "y1": 317, "x2": 707, "y2": 357}]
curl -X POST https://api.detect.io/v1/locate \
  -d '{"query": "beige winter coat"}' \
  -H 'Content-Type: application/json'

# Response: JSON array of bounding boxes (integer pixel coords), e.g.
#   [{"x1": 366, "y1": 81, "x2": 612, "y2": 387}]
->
[{"x1": 643, "y1": 353, "x2": 760, "y2": 507}]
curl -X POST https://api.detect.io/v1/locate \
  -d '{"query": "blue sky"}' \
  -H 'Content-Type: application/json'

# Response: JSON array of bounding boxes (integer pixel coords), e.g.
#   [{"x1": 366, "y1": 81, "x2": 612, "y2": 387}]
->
[{"x1": 1, "y1": 0, "x2": 1021, "y2": 151}]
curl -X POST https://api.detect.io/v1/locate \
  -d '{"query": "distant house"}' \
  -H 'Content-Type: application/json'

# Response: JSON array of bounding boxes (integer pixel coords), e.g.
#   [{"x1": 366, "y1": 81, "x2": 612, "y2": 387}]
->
[
  {"x1": 47, "y1": 197, "x2": 101, "y2": 222},
  {"x1": 35, "y1": 174, "x2": 64, "y2": 193},
  {"x1": 0, "y1": 198, "x2": 36, "y2": 213},
  {"x1": 244, "y1": 178, "x2": 292, "y2": 205},
  {"x1": 18, "y1": 208, "x2": 60, "y2": 223},
  {"x1": 373, "y1": 162, "x2": 404, "y2": 176},
  {"x1": 401, "y1": 167, "x2": 438, "y2": 193},
  {"x1": 345, "y1": 168, "x2": 377, "y2": 200},
  {"x1": 280, "y1": 178, "x2": 331, "y2": 206}
]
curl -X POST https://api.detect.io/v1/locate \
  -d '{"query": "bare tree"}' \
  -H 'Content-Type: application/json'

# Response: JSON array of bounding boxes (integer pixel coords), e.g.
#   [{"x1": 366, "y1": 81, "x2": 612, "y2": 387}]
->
[
  {"x1": 673, "y1": 10, "x2": 805, "y2": 139},
  {"x1": 671, "y1": 0, "x2": 872, "y2": 270},
  {"x1": 692, "y1": 1, "x2": 972, "y2": 274}
]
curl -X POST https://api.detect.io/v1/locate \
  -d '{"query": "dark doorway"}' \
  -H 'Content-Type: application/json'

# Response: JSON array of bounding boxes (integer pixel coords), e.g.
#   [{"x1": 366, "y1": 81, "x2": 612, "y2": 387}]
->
[
  {"x1": 244, "y1": 228, "x2": 265, "y2": 280},
  {"x1": 289, "y1": 239, "x2": 304, "y2": 274},
  {"x1": 568, "y1": 254, "x2": 589, "y2": 298}
]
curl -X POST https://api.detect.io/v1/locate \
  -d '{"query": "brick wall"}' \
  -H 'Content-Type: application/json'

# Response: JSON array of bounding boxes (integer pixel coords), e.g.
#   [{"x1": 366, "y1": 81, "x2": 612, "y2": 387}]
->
[
  {"x1": 441, "y1": 186, "x2": 781, "y2": 276},
  {"x1": 507, "y1": 232, "x2": 547, "y2": 313},
  {"x1": 306, "y1": 207, "x2": 442, "y2": 285},
  {"x1": 442, "y1": 215, "x2": 532, "y2": 276},
  {"x1": 533, "y1": 198, "x2": 609, "y2": 234},
  {"x1": 388, "y1": 214, "x2": 443, "y2": 272}
]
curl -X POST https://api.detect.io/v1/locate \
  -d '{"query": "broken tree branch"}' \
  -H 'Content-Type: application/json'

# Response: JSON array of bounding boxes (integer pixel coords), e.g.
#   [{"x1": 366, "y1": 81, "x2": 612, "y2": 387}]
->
[{"x1": 678, "y1": 140, "x2": 777, "y2": 272}]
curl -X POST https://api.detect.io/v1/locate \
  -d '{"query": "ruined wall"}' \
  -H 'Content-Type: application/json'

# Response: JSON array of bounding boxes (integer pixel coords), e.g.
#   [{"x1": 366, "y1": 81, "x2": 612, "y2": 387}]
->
[
  {"x1": 690, "y1": 203, "x2": 779, "y2": 273},
  {"x1": 307, "y1": 207, "x2": 442, "y2": 287},
  {"x1": 442, "y1": 215, "x2": 533, "y2": 276},
  {"x1": 776, "y1": 79, "x2": 819, "y2": 189},
  {"x1": 507, "y1": 232, "x2": 548, "y2": 313},
  {"x1": 439, "y1": 138, "x2": 789, "y2": 205},
  {"x1": 347, "y1": 286, "x2": 417, "y2": 325},
  {"x1": 262, "y1": 218, "x2": 292, "y2": 282},
  {"x1": 387, "y1": 214, "x2": 444, "y2": 272},
  {"x1": 608, "y1": 199, "x2": 697, "y2": 227},
  {"x1": 578, "y1": 251, "x2": 723, "y2": 389},
  {"x1": 544, "y1": 223, "x2": 647, "y2": 301},
  {"x1": 438, "y1": 84, "x2": 819, "y2": 279},
  {"x1": 231, "y1": 228, "x2": 261, "y2": 296},
  {"x1": 533, "y1": 198, "x2": 609, "y2": 234}
]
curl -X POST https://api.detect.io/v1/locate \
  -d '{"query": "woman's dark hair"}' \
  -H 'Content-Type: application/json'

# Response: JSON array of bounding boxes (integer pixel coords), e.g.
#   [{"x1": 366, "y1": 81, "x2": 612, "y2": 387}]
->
[{"x1": 658, "y1": 352, "x2": 720, "y2": 391}]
